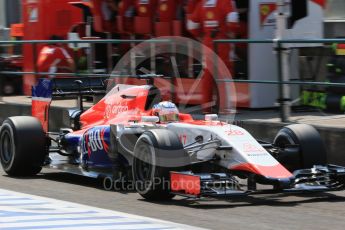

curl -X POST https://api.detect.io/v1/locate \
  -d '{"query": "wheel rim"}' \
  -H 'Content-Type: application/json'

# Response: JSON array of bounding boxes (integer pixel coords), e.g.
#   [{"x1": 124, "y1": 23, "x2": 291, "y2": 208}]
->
[
  {"x1": 274, "y1": 130, "x2": 302, "y2": 171},
  {"x1": 0, "y1": 130, "x2": 13, "y2": 164},
  {"x1": 136, "y1": 144, "x2": 153, "y2": 181},
  {"x1": 274, "y1": 132, "x2": 296, "y2": 147},
  {"x1": 134, "y1": 142, "x2": 155, "y2": 192}
]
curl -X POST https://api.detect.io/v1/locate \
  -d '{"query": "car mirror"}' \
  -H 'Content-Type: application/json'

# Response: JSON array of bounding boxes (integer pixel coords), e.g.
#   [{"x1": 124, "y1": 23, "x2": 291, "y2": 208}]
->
[
  {"x1": 141, "y1": 116, "x2": 159, "y2": 123},
  {"x1": 205, "y1": 114, "x2": 218, "y2": 121}
]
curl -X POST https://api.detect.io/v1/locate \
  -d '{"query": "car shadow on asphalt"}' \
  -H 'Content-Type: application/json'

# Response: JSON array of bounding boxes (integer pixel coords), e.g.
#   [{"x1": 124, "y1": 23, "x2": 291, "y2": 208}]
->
[
  {"x1": 140, "y1": 192, "x2": 345, "y2": 209},
  {"x1": 29, "y1": 172, "x2": 137, "y2": 195},
  {"x1": 3, "y1": 172, "x2": 101, "y2": 189},
  {"x1": 5, "y1": 172, "x2": 345, "y2": 209}
]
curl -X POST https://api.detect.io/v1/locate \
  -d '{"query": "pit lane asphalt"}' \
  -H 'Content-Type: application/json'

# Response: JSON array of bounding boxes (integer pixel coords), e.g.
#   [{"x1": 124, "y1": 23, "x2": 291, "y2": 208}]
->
[{"x1": 1, "y1": 166, "x2": 345, "y2": 230}]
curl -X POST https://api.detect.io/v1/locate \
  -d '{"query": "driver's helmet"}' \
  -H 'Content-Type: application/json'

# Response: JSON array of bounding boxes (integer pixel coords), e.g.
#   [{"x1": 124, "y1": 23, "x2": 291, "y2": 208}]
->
[{"x1": 152, "y1": 101, "x2": 179, "y2": 123}]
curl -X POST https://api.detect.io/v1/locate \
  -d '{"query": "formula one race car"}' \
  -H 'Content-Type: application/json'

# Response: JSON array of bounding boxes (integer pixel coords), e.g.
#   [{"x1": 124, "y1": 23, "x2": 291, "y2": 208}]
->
[{"x1": 1, "y1": 75, "x2": 345, "y2": 201}]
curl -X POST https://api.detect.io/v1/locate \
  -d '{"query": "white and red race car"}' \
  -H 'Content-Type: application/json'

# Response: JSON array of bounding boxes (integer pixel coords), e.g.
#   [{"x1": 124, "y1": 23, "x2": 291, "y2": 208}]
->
[{"x1": 1, "y1": 75, "x2": 345, "y2": 200}]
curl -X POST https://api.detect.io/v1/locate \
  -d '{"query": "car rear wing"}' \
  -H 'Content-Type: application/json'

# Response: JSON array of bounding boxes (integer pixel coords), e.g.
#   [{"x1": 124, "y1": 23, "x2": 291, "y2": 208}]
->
[
  {"x1": 51, "y1": 77, "x2": 107, "y2": 97},
  {"x1": 32, "y1": 77, "x2": 108, "y2": 132},
  {"x1": 31, "y1": 75, "x2": 164, "y2": 132}
]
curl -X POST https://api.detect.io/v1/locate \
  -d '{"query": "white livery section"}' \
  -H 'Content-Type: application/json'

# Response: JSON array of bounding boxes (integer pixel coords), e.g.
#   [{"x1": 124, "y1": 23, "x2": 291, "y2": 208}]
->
[{"x1": 167, "y1": 123, "x2": 281, "y2": 170}]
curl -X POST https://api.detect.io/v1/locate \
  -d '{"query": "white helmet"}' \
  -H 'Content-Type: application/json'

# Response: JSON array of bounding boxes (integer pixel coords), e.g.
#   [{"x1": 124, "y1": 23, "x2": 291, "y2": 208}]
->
[{"x1": 153, "y1": 101, "x2": 179, "y2": 123}]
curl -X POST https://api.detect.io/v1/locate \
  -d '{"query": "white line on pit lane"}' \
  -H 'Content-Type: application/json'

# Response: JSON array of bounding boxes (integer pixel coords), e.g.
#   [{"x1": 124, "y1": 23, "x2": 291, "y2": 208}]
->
[{"x1": 0, "y1": 189, "x2": 207, "y2": 230}]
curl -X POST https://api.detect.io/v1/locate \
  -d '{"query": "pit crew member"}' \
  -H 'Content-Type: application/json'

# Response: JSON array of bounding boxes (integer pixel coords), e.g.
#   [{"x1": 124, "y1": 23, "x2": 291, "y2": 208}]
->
[
  {"x1": 37, "y1": 36, "x2": 75, "y2": 78},
  {"x1": 187, "y1": 0, "x2": 239, "y2": 113}
]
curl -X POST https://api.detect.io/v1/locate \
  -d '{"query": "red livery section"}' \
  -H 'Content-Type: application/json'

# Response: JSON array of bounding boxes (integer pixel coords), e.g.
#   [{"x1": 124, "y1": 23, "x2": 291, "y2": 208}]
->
[
  {"x1": 31, "y1": 79, "x2": 53, "y2": 132},
  {"x1": 170, "y1": 172, "x2": 201, "y2": 196},
  {"x1": 231, "y1": 163, "x2": 293, "y2": 179},
  {"x1": 31, "y1": 100, "x2": 51, "y2": 132},
  {"x1": 80, "y1": 86, "x2": 150, "y2": 128}
]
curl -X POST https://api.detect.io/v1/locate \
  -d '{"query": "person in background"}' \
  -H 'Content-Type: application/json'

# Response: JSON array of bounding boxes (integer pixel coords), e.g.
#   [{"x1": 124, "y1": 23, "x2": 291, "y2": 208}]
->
[
  {"x1": 183, "y1": 0, "x2": 200, "y2": 36},
  {"x1": 234, "y1": 0, "x2": 248, "y2": 60},
  {"x1": 118, "y1": 0, "x2": 135, "y2": 32},
  {"x1": 187, "y1": 0, "x2": 239, "y2": 113},
  {"x1": 118, "y1": 0, "x2": 135, "y2": 54},
  {"x1": 184, "y1": 0, "x2": 199, "y2": 15},
  {"x1": 37, "y1": 35, "x2": 75, "y2": 78},
  {"x1": 135, "y1": 0, "x2": 157, "y2": 18},
  {"x1": 156, "y1": 0, "x2": 183, "y2": 23},
  {"x1": 134, "y1": 0, "x2": 158, "y2": 36},
  {"x1": 101, "y1": 0, "x2": 120, "y2": 32}
]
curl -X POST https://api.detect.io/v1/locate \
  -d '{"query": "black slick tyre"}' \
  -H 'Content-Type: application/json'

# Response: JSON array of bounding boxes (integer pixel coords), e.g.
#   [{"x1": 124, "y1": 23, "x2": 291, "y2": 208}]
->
[
  {"x1": 132, "y1": 129, "x2": 190, "y2": 201},
  {"x1": 274, "y1": 124, "x2": 327, "y2": 171},
  {"x1": 0, "y1": 116, "x2": 47, "y2": 176}
]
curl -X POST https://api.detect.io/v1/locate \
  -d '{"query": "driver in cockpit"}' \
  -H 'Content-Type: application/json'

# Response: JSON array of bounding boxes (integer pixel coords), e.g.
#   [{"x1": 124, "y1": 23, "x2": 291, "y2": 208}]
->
[{"x1": 152, "y1": 101, "x2": 179, "y2": 123}]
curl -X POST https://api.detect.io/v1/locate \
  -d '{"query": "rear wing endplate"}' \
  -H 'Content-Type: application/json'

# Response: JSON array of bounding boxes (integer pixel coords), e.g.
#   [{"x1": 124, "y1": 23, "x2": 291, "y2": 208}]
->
[{"x1": 31, "y1": 77, "x2": 107, "y2": 132}]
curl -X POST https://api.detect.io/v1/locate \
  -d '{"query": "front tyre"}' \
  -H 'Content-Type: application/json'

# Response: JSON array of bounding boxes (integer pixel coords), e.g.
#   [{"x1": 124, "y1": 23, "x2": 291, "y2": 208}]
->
[
  {"x1": 274, "y1": 124, "x2": 327, "y2": 171},
  {"x1": 132, "y1": 129, "x2": 190, "y2": 201},
  {"x1": 0, "y1": 116, "x2": 47, "y2": 176}
]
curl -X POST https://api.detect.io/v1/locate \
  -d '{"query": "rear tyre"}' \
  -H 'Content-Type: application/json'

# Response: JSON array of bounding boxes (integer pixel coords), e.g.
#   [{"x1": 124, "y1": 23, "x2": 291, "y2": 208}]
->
[
  {"x1": 132, "y1": 129, "x2": 190, "y2": 201},
  {"x1": 273, "y1": 124, "x2": 327, "y2": 171},
  {"x1": 0, "y1": 116, "x2": 47, "y2": 176}
]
